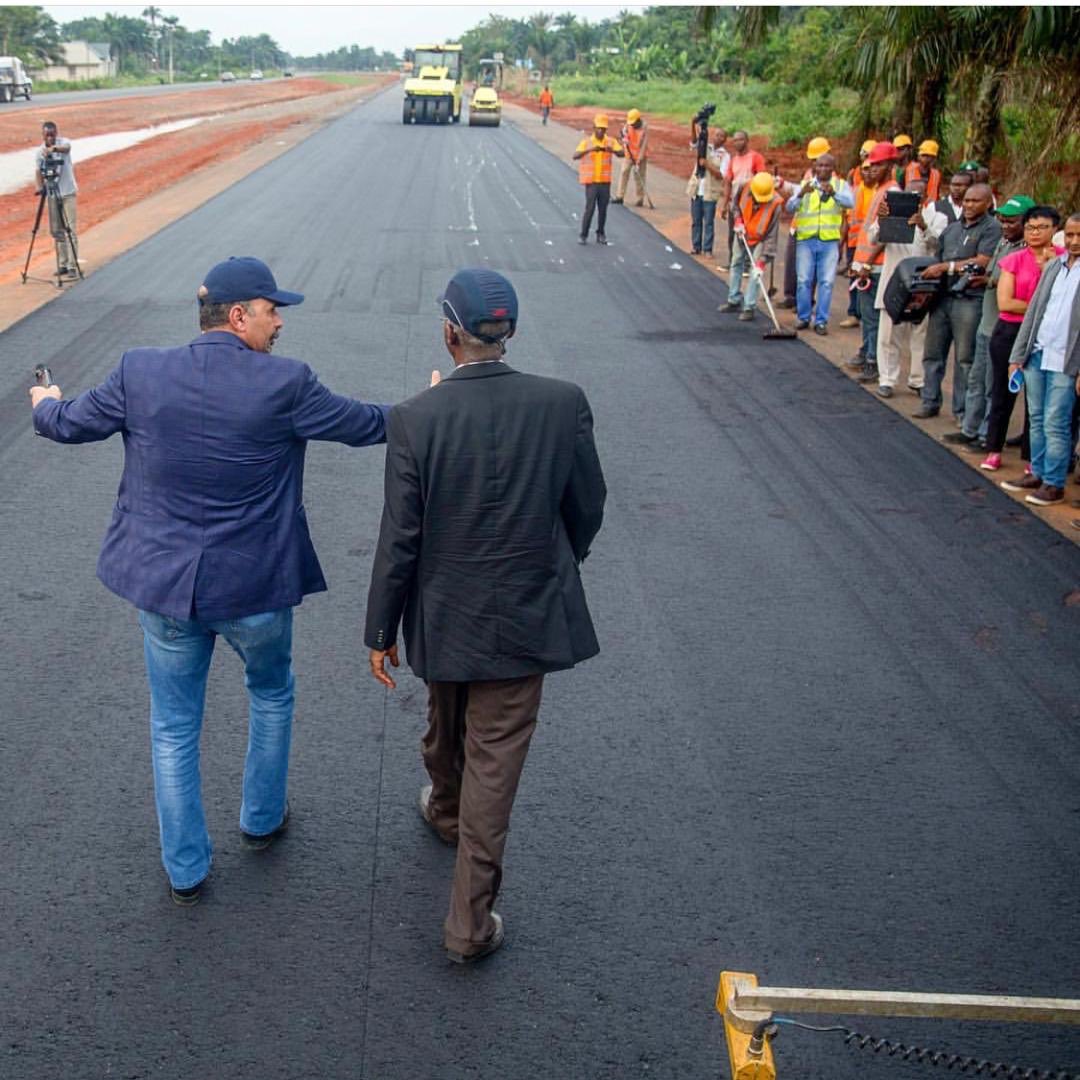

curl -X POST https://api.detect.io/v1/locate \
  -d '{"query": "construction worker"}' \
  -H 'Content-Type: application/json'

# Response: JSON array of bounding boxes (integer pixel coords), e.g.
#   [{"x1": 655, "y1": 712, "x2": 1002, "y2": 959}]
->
[
  {"x1": 893, "y1": 134, "x2": 913, "y2": 186},
  {"x1": 906, "y1": 140, "x2": 943, "y2": 202},
  {"x1": 539, "y1": 85, "x2": 554, "y2": 125},
  {"x1": 848, "y1": 141, "x2": 902, "y2": 384},
  {"x1": 840, "y1": 139, "x2": 878, "y2": 326},
  {"x1": 723, "y1": 172, "x2": 785, "y2": 322},
  {"x1": 786, "y1": 141, "x2": 854, "y2": 334},
  {"x1": 572, "y1": 114, "x2": 624, "y2": 245},
  {"x1": 780, "y1": 136, "x2": 830, "y2": 311},
  {"x1": 613, "y1": 108, "x2": 649, "y2": 207}
]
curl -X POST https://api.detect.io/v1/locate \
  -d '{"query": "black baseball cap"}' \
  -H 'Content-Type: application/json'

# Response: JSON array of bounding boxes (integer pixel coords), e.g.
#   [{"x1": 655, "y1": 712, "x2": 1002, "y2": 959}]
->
[
  {"x1": 198, "y1": 257, "x2": 304, "y2": 306},
  {"x1": 438, "y1": 268, "x2": 518, "y2": 341}
]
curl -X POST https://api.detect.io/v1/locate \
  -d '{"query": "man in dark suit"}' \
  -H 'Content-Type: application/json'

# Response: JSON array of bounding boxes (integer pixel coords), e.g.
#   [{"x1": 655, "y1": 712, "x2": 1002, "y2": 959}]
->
[
  {"x1": 30, "y1": 256, "x2": 389, "y2": 905},
  {"x1": 365, "y1": 268, "x2": 606, "y2": 963}
]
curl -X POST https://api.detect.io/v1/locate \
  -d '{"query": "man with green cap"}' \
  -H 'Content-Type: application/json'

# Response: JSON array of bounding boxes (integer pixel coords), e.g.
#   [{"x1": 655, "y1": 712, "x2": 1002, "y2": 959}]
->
[{"x1": 942, "y1": 194, "x2": 1033, "y2": 446}]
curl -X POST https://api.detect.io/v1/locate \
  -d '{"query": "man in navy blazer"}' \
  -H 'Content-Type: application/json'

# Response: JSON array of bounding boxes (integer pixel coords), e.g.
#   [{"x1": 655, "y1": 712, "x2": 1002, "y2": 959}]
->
[{"x1": 30, "y1": 256, "x2": 389, "y2": 905}]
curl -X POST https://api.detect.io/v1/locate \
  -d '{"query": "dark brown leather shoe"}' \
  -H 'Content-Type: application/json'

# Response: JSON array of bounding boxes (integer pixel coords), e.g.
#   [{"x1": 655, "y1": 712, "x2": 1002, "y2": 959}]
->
[
  {"x1": 1026, "y1": 485, "x2": 1064, "y2": 506},
  {"x1": 1000, "y1": 474, "x2": 1041, "y2": 492},
  {"x1": 447, "y1": 913, "x2": 504, "y2": 964}
]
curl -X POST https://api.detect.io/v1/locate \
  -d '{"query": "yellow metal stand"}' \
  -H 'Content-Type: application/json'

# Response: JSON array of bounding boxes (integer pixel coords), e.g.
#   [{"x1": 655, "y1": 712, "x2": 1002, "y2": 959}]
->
[{"x1": 716, "y1": 972, "x2": 776, "y2": 1080}]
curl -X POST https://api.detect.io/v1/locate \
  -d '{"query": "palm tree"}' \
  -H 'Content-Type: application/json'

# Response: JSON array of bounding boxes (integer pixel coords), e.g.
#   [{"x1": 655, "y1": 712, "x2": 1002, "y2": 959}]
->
[
  {"x1": 142, "y1": 6, "x2": 162, "y2": 67},
  {"x1": 528, "y1": 12, "x2": 556, "y2": 78}
]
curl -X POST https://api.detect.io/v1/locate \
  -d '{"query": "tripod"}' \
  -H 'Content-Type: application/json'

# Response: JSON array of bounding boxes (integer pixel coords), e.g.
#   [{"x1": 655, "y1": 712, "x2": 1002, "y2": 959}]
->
[{"x1": 22, "y1": 178, "x2": 82, "y2": 288}]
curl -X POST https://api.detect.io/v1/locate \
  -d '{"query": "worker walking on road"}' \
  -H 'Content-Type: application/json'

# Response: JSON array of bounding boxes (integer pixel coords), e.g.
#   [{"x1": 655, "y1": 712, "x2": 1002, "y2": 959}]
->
[
  {"x1": 572, "y1": 115, "x2": 624, "y2": 245},
  {"x1": 539, "y1": 84, "x2": 554, "y2": 125},
  {"x1": 613, "y1": 108, "x2": 648, "y2": 207}
]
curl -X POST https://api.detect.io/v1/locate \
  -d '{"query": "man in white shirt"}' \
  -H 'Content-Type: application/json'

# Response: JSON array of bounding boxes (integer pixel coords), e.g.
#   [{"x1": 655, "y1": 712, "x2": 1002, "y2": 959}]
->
[
  {"x1": 33, "y1": 120, "x2": 79, "y2": 278},
  {"x1": 865, "y1": 179, "x2": 947, "y2": 397},
  {"x1": 1006, "y1": 212, "x2": 1080, "y2": 505}
]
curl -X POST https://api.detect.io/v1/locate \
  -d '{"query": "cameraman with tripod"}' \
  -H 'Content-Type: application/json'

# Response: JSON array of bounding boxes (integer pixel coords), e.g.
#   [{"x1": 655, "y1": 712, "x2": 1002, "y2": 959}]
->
[{"x1": 34, "y1": 121, "x2": 79, "y2": 279}]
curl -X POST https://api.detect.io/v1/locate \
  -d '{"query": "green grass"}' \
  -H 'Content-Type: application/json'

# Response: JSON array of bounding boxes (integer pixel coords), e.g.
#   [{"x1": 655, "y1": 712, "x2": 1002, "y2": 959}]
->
[
  {"x1": 531, "y1": 74, "x2": 859, "y2": 146},
  {"x1": 308, "y1": 72, "x2": 384, "y2": 86}
]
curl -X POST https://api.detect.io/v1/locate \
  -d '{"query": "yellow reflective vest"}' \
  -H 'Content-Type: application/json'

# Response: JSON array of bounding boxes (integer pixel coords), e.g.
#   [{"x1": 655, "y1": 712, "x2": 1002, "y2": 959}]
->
[{"x1": 794, "y1": 179, "x2": 849, "y2": 242}]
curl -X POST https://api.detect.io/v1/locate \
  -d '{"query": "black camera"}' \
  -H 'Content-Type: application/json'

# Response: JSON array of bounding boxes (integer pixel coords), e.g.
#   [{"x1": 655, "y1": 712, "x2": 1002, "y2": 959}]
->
[
  {"x1": 39, "y1": 151, "x2": 64, "y2": 184},
  {"x1": 694, "y1": 102, "x2": 716, "y2": 126},
  {"x1": 949, "y1": 261, "x2": 981, "y2": 296}
]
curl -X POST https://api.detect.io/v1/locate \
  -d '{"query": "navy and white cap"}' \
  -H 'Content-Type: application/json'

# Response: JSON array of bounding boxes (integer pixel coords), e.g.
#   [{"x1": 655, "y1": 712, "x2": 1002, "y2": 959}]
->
[
  {"x1": 198, "y1": 257, "x2": 304, "y2": 306},
  {"x1": 438, "y1": 268, "x2": 518, "y2": 342}
]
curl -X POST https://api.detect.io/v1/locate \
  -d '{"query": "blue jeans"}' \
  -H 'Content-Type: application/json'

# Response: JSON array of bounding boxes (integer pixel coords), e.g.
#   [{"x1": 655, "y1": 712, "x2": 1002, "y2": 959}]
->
[
  {"x1": 857, "y1": 274, "x2": 881, "y2": 362},
  {"x1": 1024, "y1": 350, "x2": 1078, "y2": 490},
  {"x1": 959, "y1": 330, "x2": 993, "y2": 438},
  {"x1": 921, "y1": 295, "x2": 981, "y2": 413},
  {"x1": 795, "y1": 235, "x2": 839, "y2": 326},
  {"x1": 138, "y1": 607, "x2": 295, "y2": 888},
  {"x1": 690, "y1": 196, "x2": 716, "y2": 253},
  {"x1": 728, "y1": 236, "x2": 763, "y2": 311}
]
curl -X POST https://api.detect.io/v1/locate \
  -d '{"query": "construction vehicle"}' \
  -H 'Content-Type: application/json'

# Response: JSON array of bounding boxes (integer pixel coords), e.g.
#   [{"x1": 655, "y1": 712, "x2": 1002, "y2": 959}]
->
[
  {"x1": 468, "y1": 57, "x2": 502, "y2": 127},
  {"x1": 475, "y1": 56, "x2": 503, "y2": 90},
  {"x1": 0, "y1": 56, "x2": 33, "y2": 103},
  {"x1": 402, "y1": 44, "x2": 462, "y2": 125}
]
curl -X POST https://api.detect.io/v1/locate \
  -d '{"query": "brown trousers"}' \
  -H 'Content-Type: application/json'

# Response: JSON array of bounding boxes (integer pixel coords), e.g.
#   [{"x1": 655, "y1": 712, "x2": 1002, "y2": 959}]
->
[{"x1": 423, "y1": 674, "x2": 544, "y2": 956}]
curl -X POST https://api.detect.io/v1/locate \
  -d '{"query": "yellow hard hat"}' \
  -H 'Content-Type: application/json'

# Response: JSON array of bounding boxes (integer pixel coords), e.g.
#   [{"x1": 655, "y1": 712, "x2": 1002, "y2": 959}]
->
[
  {"x1": 749, "y1": 171, "x2": 775, "y2": 203},
  {"x1": 893, "y1": 134, "x2": 913, "y2": 148},
  {"x1": 860, "y1": 138, "x2": 877, "y2": 156},
  {"x1": 626, "y1": 108, "x2": 641, "y2": 125},
  {"x1": 806, "y1": 136, "x2": 831, "y2": 160},
  {"x1": 918, "y1": 139, "x2": 940, "y2": 156},
  {"x1": 594, "y1": 113, "x2": 609, "y2": 128}
]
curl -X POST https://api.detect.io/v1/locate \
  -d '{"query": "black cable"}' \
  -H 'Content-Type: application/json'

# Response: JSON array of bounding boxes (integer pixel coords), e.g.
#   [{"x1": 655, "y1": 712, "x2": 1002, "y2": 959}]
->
[{"x1": 770, "y1": 1017, "x2": 1078, "y2": 1080}]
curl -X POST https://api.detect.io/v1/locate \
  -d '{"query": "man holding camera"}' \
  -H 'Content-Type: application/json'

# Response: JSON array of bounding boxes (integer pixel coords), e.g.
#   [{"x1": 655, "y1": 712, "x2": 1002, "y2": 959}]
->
[
  {"x1": 34, "y1": 121, "x2": 78, "y2": 278},
  {"x1": 29, "y1": 256, "x2": 390, "y2": 906},
  {"x1": 572, "y1": 114, "x2": 625, "y2": 245},
  {"x1": 913, "y1": 183, "x2": 1001, "y2": 420},
  {"x1": 366, "y1": 268, "x2": 606, "y2": 963}
]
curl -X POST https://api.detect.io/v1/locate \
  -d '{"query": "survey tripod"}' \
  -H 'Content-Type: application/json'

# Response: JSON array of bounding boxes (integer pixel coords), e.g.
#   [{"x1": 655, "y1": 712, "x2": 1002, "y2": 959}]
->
[{"x1": 21, "y1": 165, "x2": 82, "y2": 288}]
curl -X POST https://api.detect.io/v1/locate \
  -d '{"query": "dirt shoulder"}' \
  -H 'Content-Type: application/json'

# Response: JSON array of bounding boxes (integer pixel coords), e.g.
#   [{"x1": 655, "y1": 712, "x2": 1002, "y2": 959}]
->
[
  {"x1": 0, "y1": 76, "x2": 394, "y2": 324},
  {"x1": 501, "y1": 99, "x2": 1080, "y2": 544}
]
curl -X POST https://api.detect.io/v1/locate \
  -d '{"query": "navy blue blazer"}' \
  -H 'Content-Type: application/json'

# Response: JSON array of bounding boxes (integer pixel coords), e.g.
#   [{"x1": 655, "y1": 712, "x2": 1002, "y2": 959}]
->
[{"x1": 33, "y1": 331, "x2": 389, "y2": 621}]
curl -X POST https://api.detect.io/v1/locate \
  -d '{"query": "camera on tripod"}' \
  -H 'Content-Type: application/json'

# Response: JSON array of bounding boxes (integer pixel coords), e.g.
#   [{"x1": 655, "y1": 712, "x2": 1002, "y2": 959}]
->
[
  {"x1": 694, "y1": 102, "x2": 716, "y2": 127},
  {"x1": 39, "y1": 150, "x2": 64, "y2": 186},
  {"x1": 949, "y1": 261, "x2": 981, "y2": 296}
]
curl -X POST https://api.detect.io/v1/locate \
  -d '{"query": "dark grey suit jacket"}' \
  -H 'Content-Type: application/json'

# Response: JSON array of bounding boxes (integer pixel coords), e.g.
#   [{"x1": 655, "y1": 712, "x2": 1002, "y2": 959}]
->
[{"x1": 364, "y1": 361, "x2": 606, "y2": 683}]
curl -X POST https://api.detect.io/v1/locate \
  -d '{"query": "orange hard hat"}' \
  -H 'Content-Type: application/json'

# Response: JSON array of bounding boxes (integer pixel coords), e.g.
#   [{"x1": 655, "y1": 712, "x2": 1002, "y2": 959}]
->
[
  {"x1": 806, "y1": 136, "x2": 831, "y2": 160},
  {"x1": 749, "y1": 171, "x2": 775, "y2": 202}
]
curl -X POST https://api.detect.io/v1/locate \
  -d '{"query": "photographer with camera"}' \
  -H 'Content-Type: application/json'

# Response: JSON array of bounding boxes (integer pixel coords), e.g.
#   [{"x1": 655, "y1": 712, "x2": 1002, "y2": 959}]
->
[
  {"x1": 33, "y1": 121, "x2": 79, "y2": 278},
  {"x1": 912, "y1": 183, "x2": 1000, "y2": 420},
  {"x1": 685, "y1": 109, "x2": 727, "y2": 256},
  {"x1": 572, "y1": 114, "x2": 624, "y2": 245}
]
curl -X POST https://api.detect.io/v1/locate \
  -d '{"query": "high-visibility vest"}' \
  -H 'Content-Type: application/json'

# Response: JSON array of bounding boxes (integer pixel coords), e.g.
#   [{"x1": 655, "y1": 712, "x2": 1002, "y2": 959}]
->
[
  {"x1": 846, "y1": 180, "x2": 875, "y2": 249},
  {"x1": 904, "y1": 160, "x2": 941, "y2": 202},
  {"x1": 737, "y1": 187, "x2": 782, "y2": 246},
  {"x1": 539, "y1": 89, "x2": 553, "y2": 107},
  {"x1": 793, "y1": 177, "x2": 848, "y2": 241},
  {"x1": 622, "y1": 122, "x2": 646, "y2": 162},
  {"x1": 577, "y1": 136, "x2": 620, "y2": 184},
  {"x1": 853, "y1": 181, "x2": 899, "y2": 266}
]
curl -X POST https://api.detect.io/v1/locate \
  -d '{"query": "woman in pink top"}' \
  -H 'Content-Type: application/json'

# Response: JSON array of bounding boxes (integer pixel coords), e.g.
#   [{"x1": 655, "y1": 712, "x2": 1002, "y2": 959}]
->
[{"x1": 980, "y1": 205, "x2": 1063, "y2": 469}]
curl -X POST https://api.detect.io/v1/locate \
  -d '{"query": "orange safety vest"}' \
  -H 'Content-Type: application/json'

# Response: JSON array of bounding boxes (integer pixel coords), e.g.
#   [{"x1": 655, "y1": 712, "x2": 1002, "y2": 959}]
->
[
  {"x1": 737, "y1": 187, "x2": 782, "y2": 246},
  {"x1": 577, "y1": 135, "x2": 620, "y2": 184},
  {"x1": 854, "y1": 181, "x2": 898, "y2": 266},
  {"x1": 623, "y1": 123, "x2": 646, "y2": 162},
  {"x1": 539, "y1": 89, "x2": 553, "y2": 108},
  {"x1": 904, "y1": 160, "x2": 941, "y2": 202},
  {"x1": 847, "y1": 180, "x2": 875, "y2": 249}
]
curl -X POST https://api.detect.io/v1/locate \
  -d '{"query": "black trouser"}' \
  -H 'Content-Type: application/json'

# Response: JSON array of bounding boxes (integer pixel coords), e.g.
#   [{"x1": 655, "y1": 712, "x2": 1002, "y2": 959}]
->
[
  {"x1": 581, "y1": 183, "x2": 611, "y2": 239},
  {"x1": 984, "y1": 318, "x2": 1023, "y2": 453},
  {"x1": 783, "y1": 232, "x2": 797, "y2": 303}
]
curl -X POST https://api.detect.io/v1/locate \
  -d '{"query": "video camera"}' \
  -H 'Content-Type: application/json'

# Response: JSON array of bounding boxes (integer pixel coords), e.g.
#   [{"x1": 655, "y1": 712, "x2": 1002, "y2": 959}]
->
[
  {"x1": 949, "y1": 261, "x2": 982, "y2": 296},
  {"x1": 39, "y1": 150, "x2": 64, "y2": 185},
  {"x1": 693, "y1": 102, "x2": 716, "y2": 178}
]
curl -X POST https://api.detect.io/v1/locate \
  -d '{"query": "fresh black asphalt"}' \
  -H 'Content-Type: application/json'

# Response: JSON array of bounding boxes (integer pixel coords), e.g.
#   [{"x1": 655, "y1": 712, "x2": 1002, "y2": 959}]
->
[{"x1": 2, "y1": 85, "x2": 1079, "y2": 1079}]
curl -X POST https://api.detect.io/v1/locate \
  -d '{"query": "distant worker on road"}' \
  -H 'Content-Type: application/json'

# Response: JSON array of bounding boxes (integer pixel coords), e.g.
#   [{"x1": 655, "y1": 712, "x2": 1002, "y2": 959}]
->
[
  {"x1": 613, "y1": 108, "x2": 649, "y2": 207},
  {"x1": 572, "y1": 114, "x2": 624, "y2": 245},
  {"x1": 29, "y1": 256, "x2": 390, "y2": 907},
  {"x1": 34, "y1": 121, "x2": 78, "y2": 278},
  {"x1": 539, "y1": 84, "x2": 553, "y2": 125}
]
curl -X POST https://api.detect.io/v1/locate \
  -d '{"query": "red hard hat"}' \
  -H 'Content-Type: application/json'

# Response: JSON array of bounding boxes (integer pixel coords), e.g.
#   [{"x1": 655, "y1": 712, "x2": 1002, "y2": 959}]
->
[{"x1": 866, "y1": 141, "x2": 899, "y2": 164}]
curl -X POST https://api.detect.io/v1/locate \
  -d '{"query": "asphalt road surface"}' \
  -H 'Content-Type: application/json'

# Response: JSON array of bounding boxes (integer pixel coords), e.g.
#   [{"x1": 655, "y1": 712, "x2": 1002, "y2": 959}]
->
[{"x1": 3, "y1": 86, "x2": 1079, "y2": 1080}]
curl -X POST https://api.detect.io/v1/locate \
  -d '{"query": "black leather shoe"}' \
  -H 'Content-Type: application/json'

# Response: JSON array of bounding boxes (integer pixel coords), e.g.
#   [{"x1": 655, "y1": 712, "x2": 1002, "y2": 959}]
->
[
  {"x1": 241, "y1": 802, "x2": 290, "y2": 851},
  {"x1": 855, "y1": 364, "x2": 879, "y2": 383},
  {"x1": 942, "y1": 430, "x2": 978, "y2": 445},
  {"x1": 170, "y1": 878, "x2": 205, "y2": 906},
  {"x1": 912, "y1": 404, "x2": 940, "y2": 419},
  {"x1": 794, "y1": 319, "x2": 810, "y2": 330},
  {"x1": 813, "y1": 323, "x2": 828, "y2": 336},
  {"x1": 447, "y1": 913, "x2": 505, "y2": 964},
  {"x1": 595, "y1": 234, "x2": 608, "y2": 245}
]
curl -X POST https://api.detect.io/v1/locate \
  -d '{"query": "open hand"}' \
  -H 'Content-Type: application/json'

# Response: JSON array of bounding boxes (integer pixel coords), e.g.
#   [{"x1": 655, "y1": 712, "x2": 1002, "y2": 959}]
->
[{"x1": 369, "y1": 645, "x2": 400, "y2": 689}]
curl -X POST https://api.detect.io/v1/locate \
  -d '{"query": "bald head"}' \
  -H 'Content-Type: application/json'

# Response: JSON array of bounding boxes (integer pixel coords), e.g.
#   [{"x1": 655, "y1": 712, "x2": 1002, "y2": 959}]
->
[
  {"x1": 812, "y1": 153, "x2": 835, "y2": 182},
  {"x1": 962, "y1": 183, "x2": 993, "y2": 222}
]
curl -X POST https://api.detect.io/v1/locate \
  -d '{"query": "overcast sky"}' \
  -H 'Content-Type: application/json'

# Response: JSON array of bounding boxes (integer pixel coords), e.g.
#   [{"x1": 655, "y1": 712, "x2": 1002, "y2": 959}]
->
[{"x1": 43, "y1": 2, "x2": 647, "y2": 58}]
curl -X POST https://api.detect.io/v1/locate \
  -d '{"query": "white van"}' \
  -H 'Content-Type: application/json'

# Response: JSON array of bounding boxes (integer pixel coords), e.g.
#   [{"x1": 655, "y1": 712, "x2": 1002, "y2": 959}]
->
[{"x1": 0, "y1": 56, "x2": 33, "y2": 102}]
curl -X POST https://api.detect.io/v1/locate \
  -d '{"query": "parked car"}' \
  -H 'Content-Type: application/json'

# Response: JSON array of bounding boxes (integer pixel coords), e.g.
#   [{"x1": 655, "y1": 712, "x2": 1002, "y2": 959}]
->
[
  {"x1": 249, "y1": 69, "x2": 263, "y2": 81},
  {"x1": 221, "y1": 71, "x2": 236, "y2": 82},
  {"x1": 283, "y1": 69, "x2": 294, "y2": 78}
]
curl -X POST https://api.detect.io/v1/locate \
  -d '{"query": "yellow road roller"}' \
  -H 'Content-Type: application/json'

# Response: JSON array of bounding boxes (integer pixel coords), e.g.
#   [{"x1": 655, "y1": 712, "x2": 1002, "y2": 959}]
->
[
  {"x1": 402, "y1": 43, "x2": 462, "y2": 124},
  {"x1": 469, "y1": 86, "x2": 501, "y2": 126}
]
